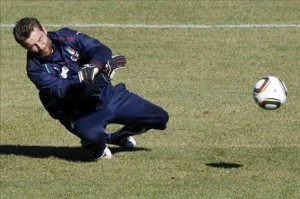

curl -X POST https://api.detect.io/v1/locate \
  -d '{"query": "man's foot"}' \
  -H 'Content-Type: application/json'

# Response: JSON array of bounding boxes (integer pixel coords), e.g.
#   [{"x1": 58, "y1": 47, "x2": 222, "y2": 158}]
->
[
  {"x1": 89, "y1": 147, "x2": 112, "y2": 159},
  {"x1": 107, "y1": 134, "x2": 136, "y2": 149},
  {"x1": 100, "y1": 147, "x2": 112, "y2": 159},
  {"x1": 123, "y1": 136, "x2": 136, "y2": 149}
]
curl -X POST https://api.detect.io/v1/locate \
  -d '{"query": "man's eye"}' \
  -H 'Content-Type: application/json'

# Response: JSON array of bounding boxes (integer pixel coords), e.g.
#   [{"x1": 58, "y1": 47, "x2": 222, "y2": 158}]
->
[{"x1": 28, "y1": 46, "x2": 36, "y2": 51}]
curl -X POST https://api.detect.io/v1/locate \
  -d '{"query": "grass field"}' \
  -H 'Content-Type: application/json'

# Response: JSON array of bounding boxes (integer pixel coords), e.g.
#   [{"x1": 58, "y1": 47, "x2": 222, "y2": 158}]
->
[{"x1": 1, "y1": 1, "x2": 300, "y2": 199}]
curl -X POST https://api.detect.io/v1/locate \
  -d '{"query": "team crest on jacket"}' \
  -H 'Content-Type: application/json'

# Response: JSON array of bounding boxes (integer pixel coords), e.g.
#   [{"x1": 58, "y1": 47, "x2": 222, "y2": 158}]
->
[{"x1": 64, "y1": 46, "x2": 80, "y2": 61}]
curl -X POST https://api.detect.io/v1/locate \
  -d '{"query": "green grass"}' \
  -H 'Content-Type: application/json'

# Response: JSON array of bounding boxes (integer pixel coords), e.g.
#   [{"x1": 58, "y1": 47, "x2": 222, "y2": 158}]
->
[{"x1": 1, "y1": 1, "x2": 300, "y2": 199}]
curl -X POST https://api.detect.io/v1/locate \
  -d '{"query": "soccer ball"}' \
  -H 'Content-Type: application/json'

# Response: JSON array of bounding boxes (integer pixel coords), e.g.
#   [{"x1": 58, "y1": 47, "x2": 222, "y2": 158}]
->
[{"x1": 253, "y1": 76, "x2": 287, "y2": 110}]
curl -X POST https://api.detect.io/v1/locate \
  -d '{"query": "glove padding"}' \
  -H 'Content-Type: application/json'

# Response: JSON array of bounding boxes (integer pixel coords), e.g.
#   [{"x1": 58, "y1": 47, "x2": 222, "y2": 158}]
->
[
  {"x1": 78, "y1": 64, "x2": 99, "y2": 84},
  {"x1": 103, "y1": 55, "x2": 126, "y2": 81}
]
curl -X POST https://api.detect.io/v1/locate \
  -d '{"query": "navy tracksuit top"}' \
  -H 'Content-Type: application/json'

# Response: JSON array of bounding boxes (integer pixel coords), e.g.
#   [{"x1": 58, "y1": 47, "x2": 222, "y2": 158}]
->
[{"x1": 26, "y1": 28, "x2": 113, "y2": 120}]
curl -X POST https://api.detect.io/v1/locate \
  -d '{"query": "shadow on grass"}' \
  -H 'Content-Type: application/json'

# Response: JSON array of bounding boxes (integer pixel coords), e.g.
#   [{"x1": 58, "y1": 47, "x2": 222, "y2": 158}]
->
[
  {"x1": 0, "y1": 145, "x2": 151, "y2": 162},
  {"x1": 206, "y1": 162, "x2": 243, "y2": 169}
]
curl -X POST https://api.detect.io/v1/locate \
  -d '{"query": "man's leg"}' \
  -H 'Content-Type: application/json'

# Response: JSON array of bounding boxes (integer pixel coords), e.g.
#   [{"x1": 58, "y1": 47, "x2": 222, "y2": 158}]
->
[
  {"x1": 106, "y1": 83, "x2": 169, "y2": 147},
  {"x1": 110, "y1": 83, "x2": 169, "y2": 129},
  {"x1": 106, "y1": 125, "x2": 146, "y2": 148},
  {"x1": 71, "y1": 109, "x2": 113, "y2": 159}
]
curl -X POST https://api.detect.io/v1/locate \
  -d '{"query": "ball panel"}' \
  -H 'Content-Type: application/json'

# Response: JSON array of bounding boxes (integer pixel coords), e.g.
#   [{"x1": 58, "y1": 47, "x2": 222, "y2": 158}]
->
[
  {"x1": 279, "y1": 80, "x2": 288, "y2": 97},
  {"x1": 253, "y1": 77, "x2": 270, "y2": 94},
  {"x1": 260, "y1": 98, "x2": 281, "y2": 110}
]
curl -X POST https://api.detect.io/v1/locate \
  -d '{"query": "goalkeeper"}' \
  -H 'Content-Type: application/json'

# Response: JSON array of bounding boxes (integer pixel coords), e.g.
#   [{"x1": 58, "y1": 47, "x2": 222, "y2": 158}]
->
[{"x1": 13, "y1": 17, "x2": 169, "y2": 160}]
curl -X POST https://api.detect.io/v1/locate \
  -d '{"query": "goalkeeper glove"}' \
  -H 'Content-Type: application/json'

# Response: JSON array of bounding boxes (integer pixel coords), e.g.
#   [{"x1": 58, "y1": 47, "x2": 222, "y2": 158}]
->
[
  {"x1": 78, "y1": 64, "x2": 99, "y2": 84},
  {"x1": 103, "y1": 55, "x2": 126, "y2": 81}
]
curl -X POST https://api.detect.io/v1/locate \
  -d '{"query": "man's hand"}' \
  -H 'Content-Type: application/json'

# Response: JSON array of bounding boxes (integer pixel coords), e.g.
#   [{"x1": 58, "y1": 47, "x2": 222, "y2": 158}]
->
[
  {"x1": 103, "y1": 55, "x2": 126, "y2": 81},
  {"x1": 78, "y1": 64, "x2": 100, "y2": 84}
]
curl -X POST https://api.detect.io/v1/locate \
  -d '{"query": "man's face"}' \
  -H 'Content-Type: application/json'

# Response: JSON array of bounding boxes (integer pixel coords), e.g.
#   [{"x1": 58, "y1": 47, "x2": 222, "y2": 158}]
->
[{"x1": 23, "y1": 27, "x2": 53, "y2": 57}]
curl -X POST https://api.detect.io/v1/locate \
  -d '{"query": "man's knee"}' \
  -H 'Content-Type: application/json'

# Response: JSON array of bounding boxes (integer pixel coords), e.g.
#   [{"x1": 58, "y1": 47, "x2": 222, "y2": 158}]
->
[
  {"x1": 155, "y1": 108, "x2": 169, "y2": 130},
  {"x1": 80, "y1": 130, "x2": 106, "y2": 152}
]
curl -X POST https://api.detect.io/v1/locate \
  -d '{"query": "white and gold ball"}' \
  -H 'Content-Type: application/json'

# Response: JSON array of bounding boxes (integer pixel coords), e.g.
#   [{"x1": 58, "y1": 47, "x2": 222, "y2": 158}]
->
[{"x1": 253, "y1": 76, "x2": 287, "y2": 110}]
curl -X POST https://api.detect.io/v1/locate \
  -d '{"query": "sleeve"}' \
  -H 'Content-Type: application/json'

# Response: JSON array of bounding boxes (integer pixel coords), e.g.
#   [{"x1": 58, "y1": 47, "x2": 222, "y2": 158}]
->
[
  {"x1": 75, "y1": 31, "x2": 112, "y2": 69},
  {"x1": 27, "y1": 59, "x2": 104, "y2": 103}
]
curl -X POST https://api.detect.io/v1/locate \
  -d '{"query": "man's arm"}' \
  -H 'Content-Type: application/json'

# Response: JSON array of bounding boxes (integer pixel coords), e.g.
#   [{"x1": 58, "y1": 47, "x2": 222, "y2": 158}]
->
[
  {"x1": 76, "y1": 32, "x2": 112, "y2": 70},
  {"x1": 27, "y1": 59, "x2": 105, "y2": 103},
  {"x1": 78, "y1": 55, "x2": 126, "y2": 84},
  {"x1": 75, "y1": 32, "x2": 126, "y2": 83}
]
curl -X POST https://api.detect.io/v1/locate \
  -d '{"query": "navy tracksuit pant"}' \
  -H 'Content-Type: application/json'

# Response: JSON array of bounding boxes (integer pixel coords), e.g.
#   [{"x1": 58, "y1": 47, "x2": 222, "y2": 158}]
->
[{"x1": 71, "y1": 83, "x2": 169, "y2": 154}]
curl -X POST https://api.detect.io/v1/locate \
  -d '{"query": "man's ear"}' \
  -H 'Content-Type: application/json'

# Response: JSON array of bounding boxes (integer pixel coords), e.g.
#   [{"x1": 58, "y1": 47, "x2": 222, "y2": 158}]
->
[{"x1": 42, "y1": 26, "x2": 47, "y2": 34}]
